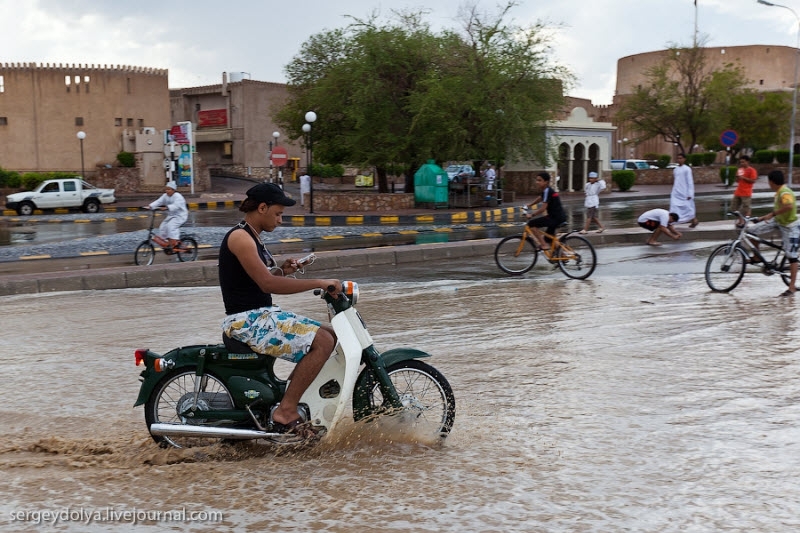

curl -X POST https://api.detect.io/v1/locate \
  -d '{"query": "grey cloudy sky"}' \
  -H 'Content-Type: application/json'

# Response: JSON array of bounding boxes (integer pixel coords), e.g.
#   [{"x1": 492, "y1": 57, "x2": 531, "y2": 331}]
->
[{"x1": 1, "y1": 0, "x2": 796, "y2": 104}]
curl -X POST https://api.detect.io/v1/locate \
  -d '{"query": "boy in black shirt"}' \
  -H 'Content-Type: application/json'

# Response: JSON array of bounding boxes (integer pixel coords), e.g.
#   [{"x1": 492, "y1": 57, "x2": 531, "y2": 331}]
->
[{"x1": 525, "y1": 172, "x2": 567, "y2": 250}]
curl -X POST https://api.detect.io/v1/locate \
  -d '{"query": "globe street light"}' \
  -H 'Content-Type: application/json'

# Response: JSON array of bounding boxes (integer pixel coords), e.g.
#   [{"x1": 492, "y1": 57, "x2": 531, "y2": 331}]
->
[
  {"x1": 758, "y1": 0, "x2": 799, "y2": 186},
  {"x1": 272, "y1": 131, "x2": 282, "y2": 188},
  {"x1": 304, "y1": 111, "x2": 317, "y2": 213},
  {"x1": 76, "y1": 131, "x2": 86, "y2": 178}
]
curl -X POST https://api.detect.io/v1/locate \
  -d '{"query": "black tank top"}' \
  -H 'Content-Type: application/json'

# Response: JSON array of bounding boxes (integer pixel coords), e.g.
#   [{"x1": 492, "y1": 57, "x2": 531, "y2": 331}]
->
[{"x1": 219, "y1": 223, "x2": 274, "y2": 314}]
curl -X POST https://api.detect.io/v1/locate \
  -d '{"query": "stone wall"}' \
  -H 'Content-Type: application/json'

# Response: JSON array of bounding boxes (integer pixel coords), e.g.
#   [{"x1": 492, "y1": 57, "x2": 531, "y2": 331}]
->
[{"x1": 305, "y1": 191, "x2": 414, "y2": 212}]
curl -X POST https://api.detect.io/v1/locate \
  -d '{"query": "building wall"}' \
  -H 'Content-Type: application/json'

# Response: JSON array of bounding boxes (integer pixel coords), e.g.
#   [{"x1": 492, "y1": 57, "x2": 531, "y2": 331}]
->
[
  {"x1": 170, "y1": 77, "x2": 304, "y2": 179},
  {"x1": 0, "y1": 63, "x2": 170, "y2": 176},
  {"x1": 616, "y1": 45, "x2": 798, "y2": 96},
  {"x1": 608, "y1": 45, "x2": 799, "y2": 160}
]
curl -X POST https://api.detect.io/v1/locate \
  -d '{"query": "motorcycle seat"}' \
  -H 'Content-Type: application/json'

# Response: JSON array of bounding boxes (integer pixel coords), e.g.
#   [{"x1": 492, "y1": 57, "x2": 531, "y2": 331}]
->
[{"x1": 222, "y1": 334, "x2": 255, "y2": 354}]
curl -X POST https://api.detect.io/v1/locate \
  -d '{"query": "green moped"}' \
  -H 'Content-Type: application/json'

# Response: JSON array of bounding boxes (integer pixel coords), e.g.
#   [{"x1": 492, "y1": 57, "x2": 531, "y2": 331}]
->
[{"x1": 134, "y1": 281, "x2": 456, "y2": 447}]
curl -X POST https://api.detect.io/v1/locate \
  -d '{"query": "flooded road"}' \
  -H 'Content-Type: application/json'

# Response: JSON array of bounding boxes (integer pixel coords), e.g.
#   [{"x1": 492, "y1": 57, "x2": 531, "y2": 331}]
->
[{"x1": 1, "y1": 257, "x2": 799, "y2": 531}]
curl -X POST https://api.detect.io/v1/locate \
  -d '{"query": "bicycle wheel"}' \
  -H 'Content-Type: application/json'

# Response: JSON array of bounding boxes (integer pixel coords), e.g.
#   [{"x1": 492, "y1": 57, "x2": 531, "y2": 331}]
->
[
  {"x1": 494, "y1": 235, "x2": 538, "y2": 274},
  {"x1": 557, "y1": 235, "x2": 597, "y2": 280},
  {"x1": 134, "y1": 241, "x2": 156, "y2": 266},
  {"x1": 177, "y1": 237, "x2": 198, "y2": 262},
  {"x1": 705, "y1": 243, "x2": 747, "y2": 292},
  {"x1": 775, "y1": 250, "x2": 800, "y2": 290}
]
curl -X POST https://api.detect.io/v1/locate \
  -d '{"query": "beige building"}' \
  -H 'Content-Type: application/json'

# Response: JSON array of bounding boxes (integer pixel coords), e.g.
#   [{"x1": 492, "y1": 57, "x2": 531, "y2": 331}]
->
[
  {"x1": 0, "y1": 62, "x2": 170, "y2": 181},
  {"x1": 610, "y1": 45, "x2": 799, "y2": 159}
]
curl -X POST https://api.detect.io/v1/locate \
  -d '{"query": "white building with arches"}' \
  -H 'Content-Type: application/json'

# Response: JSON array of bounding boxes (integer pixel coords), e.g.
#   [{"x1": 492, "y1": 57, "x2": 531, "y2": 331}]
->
[{"x1": 504, "y1": 105, "x2": 615, "y2": 194}]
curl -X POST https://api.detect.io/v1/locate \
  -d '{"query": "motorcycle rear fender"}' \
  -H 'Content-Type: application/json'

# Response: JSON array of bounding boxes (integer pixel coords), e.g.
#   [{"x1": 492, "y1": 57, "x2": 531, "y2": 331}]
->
[{"x1": 133, "y1": 345, "x2": 220, "y2": 407}]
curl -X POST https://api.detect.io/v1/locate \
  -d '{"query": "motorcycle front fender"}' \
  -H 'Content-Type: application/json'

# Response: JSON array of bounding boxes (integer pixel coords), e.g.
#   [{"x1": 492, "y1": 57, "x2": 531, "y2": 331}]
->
[{"x1": 351, "y1": 347, "x2": 431, "y2": 420}]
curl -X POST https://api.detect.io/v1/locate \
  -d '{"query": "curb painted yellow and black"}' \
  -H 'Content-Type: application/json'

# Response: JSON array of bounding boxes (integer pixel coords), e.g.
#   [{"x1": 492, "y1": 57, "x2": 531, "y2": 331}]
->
[{"x1": 2, "y1": 202, "x2": 522, "y2": 226}]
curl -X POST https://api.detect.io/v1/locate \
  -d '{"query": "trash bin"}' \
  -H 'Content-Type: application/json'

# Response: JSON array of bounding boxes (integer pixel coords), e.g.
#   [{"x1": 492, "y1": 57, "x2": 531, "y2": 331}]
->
[{"x1": 414, "y1": 160, "x2": 448, "y2": 209}]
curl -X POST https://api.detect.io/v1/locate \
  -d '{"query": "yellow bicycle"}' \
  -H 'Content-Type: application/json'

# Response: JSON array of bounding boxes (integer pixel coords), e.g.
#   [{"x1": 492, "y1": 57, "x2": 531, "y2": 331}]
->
[{"x1": 494, "y1": 209, "x2": 597, "y2": 279}]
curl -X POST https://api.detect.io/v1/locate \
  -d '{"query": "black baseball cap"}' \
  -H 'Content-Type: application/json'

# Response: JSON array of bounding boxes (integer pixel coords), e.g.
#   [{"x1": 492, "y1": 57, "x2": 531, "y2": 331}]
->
[{"x1": 245, "y1": 183, "x2": 296, "y2": 206}]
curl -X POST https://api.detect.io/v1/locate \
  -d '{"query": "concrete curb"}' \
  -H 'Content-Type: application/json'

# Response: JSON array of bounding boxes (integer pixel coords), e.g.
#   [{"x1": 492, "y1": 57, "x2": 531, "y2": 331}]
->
[
  {"x1": 0, "y1": 222, "x2": 739, "y2": 296},
  {"x1": 2, "y1": 203, "x2": 523, "y2": 226}
]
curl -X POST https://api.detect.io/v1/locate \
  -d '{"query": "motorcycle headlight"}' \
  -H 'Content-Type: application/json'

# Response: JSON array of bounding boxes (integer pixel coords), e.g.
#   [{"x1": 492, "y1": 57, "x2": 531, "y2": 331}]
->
[{"x1": 342, "y1": 280, "x2": 358, "y2": 305}]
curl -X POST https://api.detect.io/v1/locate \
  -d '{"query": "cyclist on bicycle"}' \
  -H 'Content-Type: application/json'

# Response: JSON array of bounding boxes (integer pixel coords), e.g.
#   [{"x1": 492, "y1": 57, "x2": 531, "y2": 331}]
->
[
  {"x1": 143, "y1": 180, "x2": 188, "y2": 252},
  {"x1": 750, "y1": 170, "x2": 798, "y2": 297},
  {"x1": 525, "y1": 172, "x2": 566, "y2": 250}
]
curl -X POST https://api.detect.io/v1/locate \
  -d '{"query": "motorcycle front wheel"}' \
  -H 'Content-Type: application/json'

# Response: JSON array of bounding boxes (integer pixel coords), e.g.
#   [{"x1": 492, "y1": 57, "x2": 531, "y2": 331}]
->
[
  {"x1": 134, "y1": 241, "x2": 155, "y2": 266},
  {"x1": 361, "y1": 360, "x2": 456, "y2": 440},
  {"x1": 144, "y1": 368, "x2": 235, "y2": 449}
]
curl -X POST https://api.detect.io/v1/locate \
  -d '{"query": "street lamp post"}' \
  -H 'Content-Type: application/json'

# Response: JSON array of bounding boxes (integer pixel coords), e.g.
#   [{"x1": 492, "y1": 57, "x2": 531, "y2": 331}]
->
[
  {"x1": 758, "y1": 0, "x2": 799, "y2": 186},
  {"x1": 272, "y1": 131, "x2": 281, "y2": 188},
  {"x1": 303, "y1": 111, "x2": 317, "y2": 213},
  {"x1": 76, "y1": 131, "x2": 86, "y2": 178}
]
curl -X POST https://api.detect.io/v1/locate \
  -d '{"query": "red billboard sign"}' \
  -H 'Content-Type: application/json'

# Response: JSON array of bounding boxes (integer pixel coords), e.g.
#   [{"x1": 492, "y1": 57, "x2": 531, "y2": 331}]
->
[{"x1": 197, "y1": 109, "x2": 228, "y2": 128}]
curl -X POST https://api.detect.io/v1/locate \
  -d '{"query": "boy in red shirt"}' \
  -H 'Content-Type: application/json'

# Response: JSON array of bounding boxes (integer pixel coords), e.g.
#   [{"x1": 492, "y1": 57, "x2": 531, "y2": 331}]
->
[{"x1": 731, "y1": 155, "x2": 758, "y2": 224}]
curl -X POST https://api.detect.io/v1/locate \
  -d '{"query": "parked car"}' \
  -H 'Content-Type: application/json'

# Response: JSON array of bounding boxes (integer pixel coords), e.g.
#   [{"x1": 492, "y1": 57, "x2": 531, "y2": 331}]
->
[
  {"x1": 445, "y1": 164, "x2": 475, "y2": 182},
  {"x1": 5, "y1": 177, "x2": 116, "y2": 215},
  {"x1": 610, "y1": 159, "x2": 652, "y2": 171}
]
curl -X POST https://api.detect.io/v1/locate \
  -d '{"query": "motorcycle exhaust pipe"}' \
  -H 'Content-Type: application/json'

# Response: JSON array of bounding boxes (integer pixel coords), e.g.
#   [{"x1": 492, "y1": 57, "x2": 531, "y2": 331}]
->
[{"x1": 149, "y1": 423, "x2": 282, "y2": 440}]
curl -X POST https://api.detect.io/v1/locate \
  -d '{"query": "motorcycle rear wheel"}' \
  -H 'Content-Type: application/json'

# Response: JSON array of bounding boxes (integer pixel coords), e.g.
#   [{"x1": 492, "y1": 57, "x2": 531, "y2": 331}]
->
[
  {"x1": 361, "y1": 360, "x2": 455, "y2": 440},
  {"x1": 144, "y1": 368, "x2": 235, "y2": 449}
]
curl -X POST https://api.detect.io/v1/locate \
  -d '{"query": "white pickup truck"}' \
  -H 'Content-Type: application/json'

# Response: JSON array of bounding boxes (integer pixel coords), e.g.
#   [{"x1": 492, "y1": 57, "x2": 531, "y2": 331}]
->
[{"x1": 5, "y1": 178, "x2": 116, "y2": 215}]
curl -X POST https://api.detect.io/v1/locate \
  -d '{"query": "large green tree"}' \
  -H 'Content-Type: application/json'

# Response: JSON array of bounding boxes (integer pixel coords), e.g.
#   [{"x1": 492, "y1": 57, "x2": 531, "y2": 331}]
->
[
  {"x1": 700, "y1": 90, "x2": 791, "y2": 157},
  {"x1": 275, "y1": 2, "x2": 570, "y2": 192}
]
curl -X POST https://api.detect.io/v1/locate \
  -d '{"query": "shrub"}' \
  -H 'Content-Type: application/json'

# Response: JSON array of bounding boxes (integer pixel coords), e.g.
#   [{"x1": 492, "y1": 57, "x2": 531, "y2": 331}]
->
[
  {"x1": 21, "y1": 172, "x2": 45, "y2": 190},
  {"x1": 310, "y1": 163, "x2": 344, "y2": 178},
  {"x1": 776, "y1": 149, "x2": 791, "y2": 164},
  {"x1": 0, "y1": 167, "x2": 21, "y2": 188},
  {"x1": 657, "y1": 155, "x2": 671, "y2": 168},
  {"x1": 6, "y1": 173, "x2": 21, "y2": 188},
  {"x1": 703, "y1": 152, "x2": 717, "y2": 165},
  {"x1": 611, "y1": 170, "x2": 636, "y2": 191},
  {"x1": 753, "y1": 150, "x2": 775, "y2": 164},
  {"x1": 719, "y1": 166, "x2": 737, "y2": 186},
  {"x1": 687, "y1": 153, "x2": 705, "y2": 166},
  {"x1": 117, "y1": 151, "x2": 135, "y2": 167}
]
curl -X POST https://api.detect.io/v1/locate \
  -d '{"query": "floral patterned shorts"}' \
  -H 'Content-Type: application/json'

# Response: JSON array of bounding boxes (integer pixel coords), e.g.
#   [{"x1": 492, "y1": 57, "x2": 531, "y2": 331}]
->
[{"x1": 222, "y1": 306, "x2": 322, "y2": 363}]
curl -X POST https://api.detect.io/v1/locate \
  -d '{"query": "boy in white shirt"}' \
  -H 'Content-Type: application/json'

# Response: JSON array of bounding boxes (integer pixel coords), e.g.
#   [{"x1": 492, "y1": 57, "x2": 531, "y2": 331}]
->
[
  {"x1": 580, "y1": 172, "x2": 606, "y2": 234},
  {"x1": 637, "y1": 209, "x2": 681, "y2": 246}
]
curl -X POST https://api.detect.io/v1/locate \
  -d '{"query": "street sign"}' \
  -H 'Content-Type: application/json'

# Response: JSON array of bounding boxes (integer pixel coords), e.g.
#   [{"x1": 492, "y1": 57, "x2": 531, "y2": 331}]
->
[
  {"x1": 720, "y1": 129, "x2": 739, "y2": 147},
  {"x1": 270, "y1": 146, "x2": 288, "y2": 167}
]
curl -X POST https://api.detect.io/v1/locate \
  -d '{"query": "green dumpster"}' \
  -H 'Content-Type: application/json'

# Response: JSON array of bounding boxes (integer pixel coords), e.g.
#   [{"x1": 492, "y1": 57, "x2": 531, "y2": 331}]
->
[{"x1": 414, "y1": 160, "x2": 449, "y2": 209}]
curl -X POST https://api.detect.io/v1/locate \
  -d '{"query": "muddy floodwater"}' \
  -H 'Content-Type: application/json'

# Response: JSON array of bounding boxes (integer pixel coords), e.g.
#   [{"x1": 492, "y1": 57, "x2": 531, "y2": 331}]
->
[{"x1": 1, "y1": 270, "x2": 799, "y2": 531}]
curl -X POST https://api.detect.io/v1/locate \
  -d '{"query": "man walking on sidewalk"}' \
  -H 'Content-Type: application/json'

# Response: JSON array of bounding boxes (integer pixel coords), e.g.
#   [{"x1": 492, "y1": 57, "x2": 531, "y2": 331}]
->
[
  {"x1": 670, "y1": 153, "x2": 699, "y2": 228},
  {"x1": 731, "y1": 155, "x2": 758, "y2": 224}
]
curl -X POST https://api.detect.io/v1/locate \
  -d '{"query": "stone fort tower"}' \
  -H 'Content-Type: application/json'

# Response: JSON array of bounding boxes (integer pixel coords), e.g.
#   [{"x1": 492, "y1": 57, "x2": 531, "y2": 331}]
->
[{"x1": 0, "y1": 62, "x2": 169, "y2": 177}]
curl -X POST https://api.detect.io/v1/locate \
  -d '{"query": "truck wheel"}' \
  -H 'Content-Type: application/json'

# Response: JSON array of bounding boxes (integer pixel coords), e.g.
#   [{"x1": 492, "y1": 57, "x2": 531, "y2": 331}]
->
[
  {"x1": 82, "y1": 199, "x2": 101, "y2": 213},
  {"x1": 17, "y1": 201, "x2": 35, "y2": 216}
]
